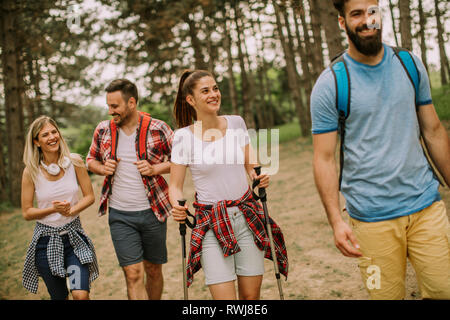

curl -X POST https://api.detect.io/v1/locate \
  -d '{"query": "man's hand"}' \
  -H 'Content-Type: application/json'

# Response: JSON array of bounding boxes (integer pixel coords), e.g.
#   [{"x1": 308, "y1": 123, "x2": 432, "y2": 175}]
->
[
  {"x1": 134, "y1": 160, "x2": 155, "y2": 176},
  {"x1": 102, "y1": 158, "x2": 120, "y2": 176},
  {"x1": 333, "y1": 220, "x2": 362, "y2": 258}
]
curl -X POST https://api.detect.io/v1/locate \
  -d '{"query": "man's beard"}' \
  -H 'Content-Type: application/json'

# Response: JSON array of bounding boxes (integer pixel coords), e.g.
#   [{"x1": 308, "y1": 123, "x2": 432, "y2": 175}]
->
[
  {"x1": 345, "y1": 21, "x2": 383, "y2": 56},
  {"x1": 113, "y1": 107, "x2": 132, "y2": 126}
]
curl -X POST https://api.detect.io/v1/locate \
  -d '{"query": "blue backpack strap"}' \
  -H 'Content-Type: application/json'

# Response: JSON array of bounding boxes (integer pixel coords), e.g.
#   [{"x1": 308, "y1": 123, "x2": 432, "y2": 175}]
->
[
  {"x1": 329, "y1": 51, "x2": 350, "y2": 190},
  {"x1": 392, "y1": 46, "x2": 420, "y2": 108},
  {"x1": 392, "y1": 46, "x2": 446, "y2": 187}
]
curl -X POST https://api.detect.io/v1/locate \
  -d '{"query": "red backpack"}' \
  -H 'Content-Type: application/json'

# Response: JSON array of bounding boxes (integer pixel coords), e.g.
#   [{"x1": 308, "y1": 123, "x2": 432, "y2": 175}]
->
[{"x1": 109, "y1": 111, "x2": 152, "y2": 161}]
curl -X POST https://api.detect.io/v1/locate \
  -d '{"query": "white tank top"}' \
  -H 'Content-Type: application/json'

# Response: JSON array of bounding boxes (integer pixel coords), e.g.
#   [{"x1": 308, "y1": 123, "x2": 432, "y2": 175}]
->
[
  {"x1": 109, "y1": 129, "x2": 151, "y2": 211},
  {"x1": 35, "y1": 162, "x2": 79, "y2": 227},
  {"x1": 171, "y1": 115, "x2": 250, "y2": 203}
]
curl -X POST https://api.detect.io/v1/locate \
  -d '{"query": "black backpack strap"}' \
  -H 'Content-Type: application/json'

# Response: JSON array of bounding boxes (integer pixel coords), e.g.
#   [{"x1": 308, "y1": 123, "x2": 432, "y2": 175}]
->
[{"x1": 330, "y1": 52, "x2": 351, "y2": 190}]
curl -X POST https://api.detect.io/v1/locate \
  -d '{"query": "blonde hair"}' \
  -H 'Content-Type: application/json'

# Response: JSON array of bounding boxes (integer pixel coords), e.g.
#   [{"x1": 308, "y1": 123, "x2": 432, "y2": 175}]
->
[{"x1": 23, "y1": 115, "x2": 84, "y2": 183}]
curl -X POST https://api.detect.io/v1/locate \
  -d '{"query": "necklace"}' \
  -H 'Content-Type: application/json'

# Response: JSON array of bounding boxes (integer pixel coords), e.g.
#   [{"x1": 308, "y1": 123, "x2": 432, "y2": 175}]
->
[{"x1": 41, "y1": 156, "x2": 71, "y2": 175}]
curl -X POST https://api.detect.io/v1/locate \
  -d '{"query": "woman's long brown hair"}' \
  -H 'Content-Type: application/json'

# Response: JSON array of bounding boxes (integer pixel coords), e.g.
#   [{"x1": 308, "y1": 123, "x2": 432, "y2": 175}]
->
[{"x1": 173, "y1": 69, "x2": 213, "y2": 128}]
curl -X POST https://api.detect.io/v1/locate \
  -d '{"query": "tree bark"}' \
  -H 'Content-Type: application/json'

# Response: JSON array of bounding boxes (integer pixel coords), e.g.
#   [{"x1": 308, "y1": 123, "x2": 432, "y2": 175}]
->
[
  {"x1": 221, "y1": 9, "x2": 239, "y2": 115},
  {"x1": 316, "y1": 0, "x2": 345, "y2": 60},
  {"x1": 417, "y1": 0, "x2": 430, "y2": 75},
  {"x1": 255, "y1": 9, "x2": 275, "y2": 127},
  {"x1": 292, "y1": 1, "x2": 312, "y2": 127},
  {"x1": 399, "y1": 0, "x2": 413, "y2": 50},
  {"x1": 1, "y1": 0, "x2": 25, "y2": 206},
  {"x1": 232, "y1": 1, "x2": 256, "y2": 129},
  {"x1": 273, "y1": 0, "x2": 310, "y2": 136},
  {"x1": 434, "y1": 0, "x2": 449, "y2": 85},
  {"x1": 307, "y1": 0, "x2": 325, "y2": 77},
  {"x1": 389, "y1": 0, "x2": 400, "y2": 47},
  {"x1": 185, "y1": 13, "x2": 208, "y2": 70}
]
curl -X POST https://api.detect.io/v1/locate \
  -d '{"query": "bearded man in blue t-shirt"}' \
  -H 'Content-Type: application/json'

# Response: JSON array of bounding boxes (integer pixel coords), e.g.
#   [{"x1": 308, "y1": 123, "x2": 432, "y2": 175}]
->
[{"x1": 311, "y1": 0, "x2": 450, "y2": 299}]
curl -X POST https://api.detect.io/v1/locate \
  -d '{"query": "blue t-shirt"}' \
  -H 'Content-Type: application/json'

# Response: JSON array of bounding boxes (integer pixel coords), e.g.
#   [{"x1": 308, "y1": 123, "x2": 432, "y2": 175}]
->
[{"x1": 310, "y1": 44, "x2": 440, "y2": 222}]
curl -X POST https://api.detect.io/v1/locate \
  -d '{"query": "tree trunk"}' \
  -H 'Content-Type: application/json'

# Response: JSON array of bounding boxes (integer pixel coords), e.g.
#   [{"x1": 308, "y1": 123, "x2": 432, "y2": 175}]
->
[
  {"x1": 185, "y1": 13, "x2": 208, "y2": 70},
  {"x1": 273, "y1": 0, "x2": 310, "y2": 136},
  {"x1": 1, "y1": 0, "x2": 25, "y2": 206},
  {"x1": 203, "y1": 4, "x2": 219, "y2": 79},
  {"x1": 417, "y1": 0, "x2": 430, "y2": 76},
  {"x1": 434, "y1": 0, "x2": 449, "y2": 85},
  {"x1": 221, "y1": 10, "x2": 239, "y2": 115},
  {"x1": 389, "y1": 0, "x2": 400, "y2": 47},
  {"x1": 307, "y1": 0, "x2": 325, "y2": 77},
  {"x1": 232, "y1": 1, "x2": 256, "y2": 129},
  {"x1": 292, "y1": 1, "x2": 312, "y2": 128},
  {"x1": 45, "y1": 55, "x2": 57, "y2": 119},
  {"x1": 316, "y1": 0, "x2": 345, "y2": 60},
  {"x1": 250, "y1": 13, "x2": 268, "y2": 129},
  {"x1": 399, "y1": 0, "x2": 413, "y2": 50},
  {"x1": 255, "y1": 11, "x2": 275, "y2": 127},
  {"x1": 26, "y1": 51, "x2": 36, "y2": 124}
]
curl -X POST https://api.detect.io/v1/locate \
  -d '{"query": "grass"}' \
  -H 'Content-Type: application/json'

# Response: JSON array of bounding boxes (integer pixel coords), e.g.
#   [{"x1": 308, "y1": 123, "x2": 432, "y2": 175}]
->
[{"x1": 432, "y1": 84, "x2": 450, "y2": 121}]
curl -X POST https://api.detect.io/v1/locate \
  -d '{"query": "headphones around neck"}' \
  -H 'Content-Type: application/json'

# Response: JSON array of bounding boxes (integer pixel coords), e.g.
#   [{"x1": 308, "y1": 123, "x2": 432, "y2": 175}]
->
[{"x1": 41, "y1": 156, "x2": 71, "y2": 175}]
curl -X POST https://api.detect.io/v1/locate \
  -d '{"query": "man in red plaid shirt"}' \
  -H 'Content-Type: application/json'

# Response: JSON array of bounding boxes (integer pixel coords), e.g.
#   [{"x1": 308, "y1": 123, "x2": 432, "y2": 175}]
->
[{"x1": 86, "y1": 79, "x2": 173, "y2": 300}]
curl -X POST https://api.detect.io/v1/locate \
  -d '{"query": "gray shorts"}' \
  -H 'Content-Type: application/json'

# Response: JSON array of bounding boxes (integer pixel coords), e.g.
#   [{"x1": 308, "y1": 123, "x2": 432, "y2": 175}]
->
[
  {"x1": 200, "y1": 206, "x2": 265, "y2": 286},
  {"x1": 108, "y1": 207, "x2": 167, "y2": 267}
]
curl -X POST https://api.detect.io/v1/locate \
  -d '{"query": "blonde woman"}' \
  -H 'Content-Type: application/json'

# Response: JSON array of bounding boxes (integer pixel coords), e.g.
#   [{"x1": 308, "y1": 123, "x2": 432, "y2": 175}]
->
[{"x1": 21, "y1": 116, "x2": 99, "y2": 300}]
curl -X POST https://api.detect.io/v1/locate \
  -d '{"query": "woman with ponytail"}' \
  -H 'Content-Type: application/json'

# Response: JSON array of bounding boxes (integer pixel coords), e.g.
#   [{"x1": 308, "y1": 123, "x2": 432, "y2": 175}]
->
[
  {"x1": 169, "y1": 70, "x2": 288, "y2": 300},
  {"x1": 21, "y1": 116, "x2": 99, "y2": 300}
]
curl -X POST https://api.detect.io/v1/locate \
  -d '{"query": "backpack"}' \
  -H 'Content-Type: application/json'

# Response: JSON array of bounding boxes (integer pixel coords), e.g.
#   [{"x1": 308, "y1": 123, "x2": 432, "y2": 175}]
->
[
  {"x1": 329, "y1": 46, "x2": 445, "y2": 190},
  {"x1": 109, "y1": 111, "x2": 152, "y2": 161}
]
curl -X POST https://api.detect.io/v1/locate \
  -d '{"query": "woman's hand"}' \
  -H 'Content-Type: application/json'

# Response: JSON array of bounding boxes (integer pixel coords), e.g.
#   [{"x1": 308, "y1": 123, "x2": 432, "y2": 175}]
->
[
  {"x1": 250, "y1": 169, "x2": 270, "y2": 189},
  {"x1": 171, "y1": 204, "x2": 188, "y2": 223},
  {"x1": 52, "y1": 200, "x2": 72, "y2": 216}
]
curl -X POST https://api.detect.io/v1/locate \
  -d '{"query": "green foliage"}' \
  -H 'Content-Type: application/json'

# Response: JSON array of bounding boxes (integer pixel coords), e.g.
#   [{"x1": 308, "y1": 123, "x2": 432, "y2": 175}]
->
[
  {"x1": 432, "y1": 85, "x2": 450, "y2": 121},
  {"x1": 60, "y1": 105, "x2": 108, "y2": 159},
  {"x1": 140, "y1": 102, "x2": 173, "y2": 127}
]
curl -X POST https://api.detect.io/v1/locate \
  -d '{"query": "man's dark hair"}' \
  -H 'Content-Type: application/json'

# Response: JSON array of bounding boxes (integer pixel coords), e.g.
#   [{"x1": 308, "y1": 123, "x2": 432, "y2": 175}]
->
[
  {"x1": 332, "y1": 0, "x2": 349, "y2": 17},
  {"x1": 105, "y1": 79, "x2": 139, "y2": 104}
]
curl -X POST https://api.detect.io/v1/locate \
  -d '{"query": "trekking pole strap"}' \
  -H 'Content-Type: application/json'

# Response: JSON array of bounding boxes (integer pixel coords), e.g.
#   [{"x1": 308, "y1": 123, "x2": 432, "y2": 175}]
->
[
  {"x1": 252, "y1": 166, "x2": 267, "y2": 202},
  {"x1": 177, "y1": 199, "x2": 197, "y2": 229}
]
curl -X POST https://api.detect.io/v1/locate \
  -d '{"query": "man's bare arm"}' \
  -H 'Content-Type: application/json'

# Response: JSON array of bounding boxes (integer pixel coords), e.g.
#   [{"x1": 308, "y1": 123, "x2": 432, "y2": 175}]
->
[
  {"x1": 418, "y1": 104, "x2": 450, "y2": 187},
  {"x1": 312, "y1": 131, "x2": 362, "y2": 258}
]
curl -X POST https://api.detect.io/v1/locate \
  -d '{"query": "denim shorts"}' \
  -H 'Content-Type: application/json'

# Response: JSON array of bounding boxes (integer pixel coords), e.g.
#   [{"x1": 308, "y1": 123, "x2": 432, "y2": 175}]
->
[
  {"x1": 200, "y1": 206, "x2": 265, "y2": 286},
  {"x1": 35, "y1": 233, "x2": 90, "y2": 300},
  {"x1": 108, "y1": 207, "x2": 167, "y2": 267}
]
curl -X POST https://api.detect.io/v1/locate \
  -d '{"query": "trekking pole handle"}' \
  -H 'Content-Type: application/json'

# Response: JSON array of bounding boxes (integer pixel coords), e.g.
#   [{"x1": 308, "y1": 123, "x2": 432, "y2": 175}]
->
[
  {"x1": 177, "y1": 199, "x2": 196, "y2": 229},
  {"x1": 252, "y1": 166, "x2": 267, "y2": 201}
]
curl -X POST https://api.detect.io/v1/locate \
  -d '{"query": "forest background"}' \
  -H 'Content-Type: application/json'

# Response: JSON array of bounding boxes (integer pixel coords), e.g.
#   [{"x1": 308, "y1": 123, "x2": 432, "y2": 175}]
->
[
  {"x1": 1, "y1": 0, "x2": 450, "y2": 301},
  {"x1": 0, "y1": 0, "x2": 449, "y2": 214}
]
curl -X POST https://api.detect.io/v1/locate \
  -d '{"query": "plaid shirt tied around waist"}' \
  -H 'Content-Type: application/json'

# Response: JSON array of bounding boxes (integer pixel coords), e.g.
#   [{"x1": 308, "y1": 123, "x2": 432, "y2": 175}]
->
[
  {"x1": 86, "y1": 113, "x2": 173, "y2": 222},
  {"x1": 22, "y1": 217, "x2": 99, "y2": 294},
  {"x1": 186, "y1": 188, "x2": 288, "y2": 287}
]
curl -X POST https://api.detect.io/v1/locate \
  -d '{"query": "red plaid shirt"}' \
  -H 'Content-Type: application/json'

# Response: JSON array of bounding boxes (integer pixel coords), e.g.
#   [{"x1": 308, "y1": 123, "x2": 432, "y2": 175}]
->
[
  {"x1": 186, "y1": 188, "x2": 288, "y2": 287},
  {"x1": 86, "y1": 112, "x2": 174, "y2": 222}
]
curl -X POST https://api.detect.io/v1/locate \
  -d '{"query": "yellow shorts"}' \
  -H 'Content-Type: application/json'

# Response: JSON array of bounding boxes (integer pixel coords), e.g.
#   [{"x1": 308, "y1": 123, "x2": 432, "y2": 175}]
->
[{"x1": 349, "y1": 200, "x2": 450, "y2": 300}]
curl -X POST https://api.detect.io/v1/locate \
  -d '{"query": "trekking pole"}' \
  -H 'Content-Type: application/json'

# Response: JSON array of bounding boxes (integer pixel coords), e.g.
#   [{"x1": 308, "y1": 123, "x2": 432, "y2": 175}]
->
[
  {"x1": 253, "y1": 166, "x2": 284, "y2": 300},
  {"x1": 177, "y1": 199, "x2": 196, "y2": 300}
]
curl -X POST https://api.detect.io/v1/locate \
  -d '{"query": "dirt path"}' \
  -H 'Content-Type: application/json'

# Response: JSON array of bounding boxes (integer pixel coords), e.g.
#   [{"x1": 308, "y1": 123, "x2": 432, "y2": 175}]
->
[{"x1": 1, "y1": 138, "x2": 449, "y2": 300}]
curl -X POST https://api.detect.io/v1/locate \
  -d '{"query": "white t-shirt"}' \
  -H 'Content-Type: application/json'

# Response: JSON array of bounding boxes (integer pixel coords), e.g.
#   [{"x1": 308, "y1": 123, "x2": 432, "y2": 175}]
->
[
  {"x1": 109, "y1": 129, "x2": 151, "y2": 211},
  {"x1": 171, "y1": 115, "x2": 251, "y2": 203},
  {"x1": 35, "y1": 162, "x2": 79, "y2": 227}
]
